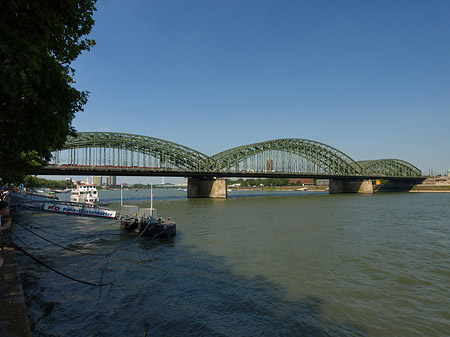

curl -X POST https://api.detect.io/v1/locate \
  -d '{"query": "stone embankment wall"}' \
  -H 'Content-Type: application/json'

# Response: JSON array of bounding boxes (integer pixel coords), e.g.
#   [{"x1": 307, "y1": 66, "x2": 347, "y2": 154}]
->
[
  {"x1": 419, "y1": 177, "x2": 450, "y2": 185},
  {"x1": 412, "y1": 176, "x2": 450, "y2": 192},
  {"x1": 0, "y1": 231, "x2": 33, "y2": 337}
]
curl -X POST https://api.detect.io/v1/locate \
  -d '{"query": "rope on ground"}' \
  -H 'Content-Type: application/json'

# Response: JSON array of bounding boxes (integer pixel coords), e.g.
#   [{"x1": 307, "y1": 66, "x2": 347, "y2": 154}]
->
[{"x1": 13, "y1": 244, "x2": 113, "y2": 287}]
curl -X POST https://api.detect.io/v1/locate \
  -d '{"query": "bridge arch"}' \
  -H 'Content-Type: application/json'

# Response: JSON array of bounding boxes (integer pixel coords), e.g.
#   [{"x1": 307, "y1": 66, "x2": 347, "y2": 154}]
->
[
  {"x1": 358, "y1": 159, "x2": 422, "y2": 177},
  {"x1": 49, "y1": 133, "x2": 423, "y2": 178},
  {"x1": 52, "y1": 132, "x2": 212, "y2": 171},
  {"x1": 211, "y1": 138, "x2": 363, "y2": 175}
]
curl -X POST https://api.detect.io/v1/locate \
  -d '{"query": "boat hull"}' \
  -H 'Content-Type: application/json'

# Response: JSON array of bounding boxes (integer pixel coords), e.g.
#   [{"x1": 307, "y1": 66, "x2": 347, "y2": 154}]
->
[{"x1": 120, "y1": 219, "x2": 176, "y2": 238}]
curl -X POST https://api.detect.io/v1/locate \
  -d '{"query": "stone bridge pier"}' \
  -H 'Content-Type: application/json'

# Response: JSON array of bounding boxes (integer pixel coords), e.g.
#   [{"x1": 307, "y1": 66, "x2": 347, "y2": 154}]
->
[
  {"x1": 329, "y1": 179, "x2": 373, "y2": 194},
  {"x1": 187, "y1": 177, "x2": 227, "y2": 198}
]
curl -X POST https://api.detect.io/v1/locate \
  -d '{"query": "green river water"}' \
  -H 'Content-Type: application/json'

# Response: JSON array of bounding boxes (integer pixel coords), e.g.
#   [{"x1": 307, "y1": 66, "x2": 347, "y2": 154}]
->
[{"x1": 13, "y1": 189, "x2": 450, "y2": 336}]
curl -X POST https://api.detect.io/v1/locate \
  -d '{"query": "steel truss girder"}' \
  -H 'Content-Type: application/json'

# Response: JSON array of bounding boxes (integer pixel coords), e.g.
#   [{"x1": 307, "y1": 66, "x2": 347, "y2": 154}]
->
[
  {"x1": 357, "y1": 159, "x2": 422, "y2": 177},
  {"x1": 60, "y1": 132, "x2": 213, "y2": 171},
  {"x1": 52, "y1": 133, "x2": 422, "y2": 178},
  {"x1": 212, "y1": 138, "x2": 363, "y2": 175}
]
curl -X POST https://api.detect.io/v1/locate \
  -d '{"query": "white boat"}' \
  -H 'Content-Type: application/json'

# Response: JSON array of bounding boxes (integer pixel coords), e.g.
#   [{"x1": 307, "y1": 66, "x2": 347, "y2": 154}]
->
[{"x1": 70, "y1": 184, "x2": 99, "y2": 204}]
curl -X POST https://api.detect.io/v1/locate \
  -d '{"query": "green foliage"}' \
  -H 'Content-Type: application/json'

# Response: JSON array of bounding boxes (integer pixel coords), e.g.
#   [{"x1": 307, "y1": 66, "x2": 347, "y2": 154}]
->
[
  {"x1": 131, "y1": 184, "x2": 149, "y2": 189},
  {"x1": 23, "y1": 176, "x2": 74, "y2": 189},
  {"x1": 0, "y1": 0, "x2": 97, "y2": 183},
  {"x1": 228, "y1": 178, "x2": 290, "y2": 187}
]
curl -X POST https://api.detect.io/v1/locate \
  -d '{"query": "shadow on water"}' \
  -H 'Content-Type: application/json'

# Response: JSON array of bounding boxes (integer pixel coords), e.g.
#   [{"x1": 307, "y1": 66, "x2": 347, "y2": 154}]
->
[
  {"x1": 227, "y1": 190, "x2": 327, "y2": 199},
  {"x1": 18, "y1": 234, "x2": 368, "y2": 337},
  {"x1": 99, "y1": 190, "x2": 327, "y2": 203}
]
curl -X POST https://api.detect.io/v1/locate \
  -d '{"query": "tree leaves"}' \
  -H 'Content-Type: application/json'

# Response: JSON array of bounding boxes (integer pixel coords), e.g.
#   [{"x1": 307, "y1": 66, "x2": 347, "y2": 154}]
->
[{"x1": 0, "y1": 0, "x2": 97, "y2": 183}]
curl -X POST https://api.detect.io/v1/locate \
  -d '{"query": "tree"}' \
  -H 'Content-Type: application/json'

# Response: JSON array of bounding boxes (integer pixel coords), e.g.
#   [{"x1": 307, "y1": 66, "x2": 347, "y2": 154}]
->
[
  {"x1": 23, "y1": 175, "x2": 73, "y2": 189},
  {"x1": 0, "y1": 0, "x2": 97, "y2": 183}
]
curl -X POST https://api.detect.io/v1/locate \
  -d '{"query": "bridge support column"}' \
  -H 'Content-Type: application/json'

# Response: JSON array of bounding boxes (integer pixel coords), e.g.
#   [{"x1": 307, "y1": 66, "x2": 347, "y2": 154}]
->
[
  {"x1": 187, "y1": 177, "x2": 227, "y2": 198},
  {"x1": 329, "y1": 179, "x2": 373, "y2": 194},
  {"x1": 374, "y1": 180, "x2": 417, "y2": 192}
]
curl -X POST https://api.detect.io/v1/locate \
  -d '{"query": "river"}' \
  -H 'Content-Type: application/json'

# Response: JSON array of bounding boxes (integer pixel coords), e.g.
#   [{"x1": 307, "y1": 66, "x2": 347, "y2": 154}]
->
[{"x1": 13, "y1": 189, "x2": 449, "y2": 336}]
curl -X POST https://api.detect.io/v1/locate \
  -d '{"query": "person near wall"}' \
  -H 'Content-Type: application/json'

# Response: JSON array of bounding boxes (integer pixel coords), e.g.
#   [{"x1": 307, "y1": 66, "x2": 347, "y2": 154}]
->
[
  {"x1": 0, "y1": 187, "x2": 9, "y2": 201},
  {"x1": 0, "y1": 201, "x2": 12, "y2": 268}
]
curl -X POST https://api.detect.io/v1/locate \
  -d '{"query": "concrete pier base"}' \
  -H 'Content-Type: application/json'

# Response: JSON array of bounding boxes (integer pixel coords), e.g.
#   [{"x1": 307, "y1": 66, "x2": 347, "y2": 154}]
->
[
  {"x1": 329, "y1": 179, "x2": 373, "y2": 194},
  {"x1": 374, "y1": 180, "x2": 417, "y2": 192},
  {"x1": 187, "y1": 177, "x2": 227, "y2": 198}
]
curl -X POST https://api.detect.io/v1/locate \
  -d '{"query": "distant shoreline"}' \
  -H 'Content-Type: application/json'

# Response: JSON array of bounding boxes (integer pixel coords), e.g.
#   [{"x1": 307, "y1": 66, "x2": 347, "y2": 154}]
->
[
  {"x1": 410, "y1": 189, "x2": 450, "y2": 193},
  {"x1": 232, "y1": 185, "x2": 450, "y2": 193},
  {"x1": 410, "y1": 185, "x2": 450, "y2": 193}
]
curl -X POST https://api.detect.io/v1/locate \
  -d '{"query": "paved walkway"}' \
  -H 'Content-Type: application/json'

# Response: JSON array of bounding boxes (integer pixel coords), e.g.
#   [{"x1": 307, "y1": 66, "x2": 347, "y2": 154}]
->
[{"x1": 0, "y1": 231, "x2": 32, "y2": 337}]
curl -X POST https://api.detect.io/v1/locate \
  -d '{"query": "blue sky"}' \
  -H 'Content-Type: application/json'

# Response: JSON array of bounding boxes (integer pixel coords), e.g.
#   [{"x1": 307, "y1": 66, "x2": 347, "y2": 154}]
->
[{"x1": 71, "y1": 0, "x2": 450, "y2": 178}]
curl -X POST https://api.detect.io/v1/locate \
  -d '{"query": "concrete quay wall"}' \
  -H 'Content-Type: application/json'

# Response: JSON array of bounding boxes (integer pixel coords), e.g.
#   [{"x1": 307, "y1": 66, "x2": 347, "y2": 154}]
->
[
  {"x1": 417, "y1": 177, "x2": 450, "y2": 186},
  {"x1": 0, "y1": 232, "x2": 32, "y2": 337}
]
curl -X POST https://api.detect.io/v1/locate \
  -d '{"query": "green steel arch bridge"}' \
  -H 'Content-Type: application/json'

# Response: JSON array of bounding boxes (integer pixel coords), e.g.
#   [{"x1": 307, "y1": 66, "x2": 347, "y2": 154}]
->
[{"x1": 42, "y1": 132, "x2": 423, "y2": 180}]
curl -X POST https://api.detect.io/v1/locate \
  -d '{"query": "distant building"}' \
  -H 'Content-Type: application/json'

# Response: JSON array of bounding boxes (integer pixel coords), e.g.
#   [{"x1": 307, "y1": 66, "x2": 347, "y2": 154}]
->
[
  {"x1": 288, "y1": 178, "x2": 314, "y2": 186},
  {"x1": 106, "y1": 176, "x2": 117, "y2": 186},
  {"x1": 92, "y1": 176, "x2": 102, "y2": 186},
  {"x1": 178, "y1": 180, "x2": 188, "y2": 187}
]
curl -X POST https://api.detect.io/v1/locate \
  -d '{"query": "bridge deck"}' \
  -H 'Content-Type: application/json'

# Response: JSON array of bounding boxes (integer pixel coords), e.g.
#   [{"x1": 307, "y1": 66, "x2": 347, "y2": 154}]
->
[{"x1": 40, "y1": 167, "x2": 425, "y2": 182}]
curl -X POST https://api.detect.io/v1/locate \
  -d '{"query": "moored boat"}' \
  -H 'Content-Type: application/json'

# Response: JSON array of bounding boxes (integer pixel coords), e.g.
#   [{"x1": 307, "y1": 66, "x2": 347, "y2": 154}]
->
[{"x1": 70, "y1": 184, "x2": 99, "y2": 204}]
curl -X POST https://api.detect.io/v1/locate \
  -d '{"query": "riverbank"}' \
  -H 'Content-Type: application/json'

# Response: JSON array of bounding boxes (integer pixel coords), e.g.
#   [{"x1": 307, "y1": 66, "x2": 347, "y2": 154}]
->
[
  {"x1": 410, "y1": 177, "x2": 450, "y2": 192},
  {"x1": 233, "y1": 185, "x2": 450, "y2": 193},
  {"x1": 0, "y1": 231, "x2": 32, "y2": 337},
  {"x1": 410, "y1": 185, "x2": 450, "y2": 192}
]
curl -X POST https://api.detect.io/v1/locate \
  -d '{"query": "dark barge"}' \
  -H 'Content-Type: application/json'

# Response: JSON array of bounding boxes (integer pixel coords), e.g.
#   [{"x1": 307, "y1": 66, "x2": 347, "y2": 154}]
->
[{"x1": 120, "y1": 217, "x2": 176, "y2": 238}]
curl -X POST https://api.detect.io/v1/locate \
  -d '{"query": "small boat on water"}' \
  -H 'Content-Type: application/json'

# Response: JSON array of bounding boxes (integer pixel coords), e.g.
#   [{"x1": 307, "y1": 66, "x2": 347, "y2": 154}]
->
[
  {"x1": 70, "y1": 184, "x2": 99, "y2": 204},
  {"x1": 121, "y1": 216, "x2": 176, "y2": 238},
  {"x1": 34, "y1": 189, "x2": 58, "y2": 199},
  {"x1": 120, "y1": 184, "x2": 176, "y2": 238}
]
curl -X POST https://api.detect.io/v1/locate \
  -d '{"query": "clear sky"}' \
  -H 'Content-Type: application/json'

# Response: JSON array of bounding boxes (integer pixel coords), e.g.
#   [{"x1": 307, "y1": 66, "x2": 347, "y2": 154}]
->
[{"x1": 69, "y1": 0, "x2": 450, "y2": 181}]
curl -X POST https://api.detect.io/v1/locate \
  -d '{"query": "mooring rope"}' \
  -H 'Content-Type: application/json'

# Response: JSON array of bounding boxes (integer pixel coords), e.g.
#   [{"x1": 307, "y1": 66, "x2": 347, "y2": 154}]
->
[
  {"x1": 10, "y1": 210, "x2": 169, "y2": 290},
  {"x1": 13, "y1": 243, "x2": 113, "y2": 287},
  {"x1": 131, "y1": 221, "x2": 154, "y2": 243},
  {"x1": 13, "y1": 219, "x2": 109, "y2": 256},
  {"x1": 13, "y1": 214, "x2": 78, "y2": 238},
  {"x1": 10, "y1": 230, "x2": 114, "y2": 287},
  {"x1": 13, "y1": 213, "x2": 123, "y2": 239},
  {"x1": 9, "y1": 230, "x2": 29, "y2": 249}
]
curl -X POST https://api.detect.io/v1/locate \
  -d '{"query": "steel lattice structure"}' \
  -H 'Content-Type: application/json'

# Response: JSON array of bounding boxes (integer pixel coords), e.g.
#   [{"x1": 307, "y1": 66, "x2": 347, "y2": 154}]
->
[
  {"x1": 357, "y1": 159, "x2": 422, "y2": 177},
  {"x1": 212, "y1": 139, "x2": 363, "y2": 175},
  {"x1": 52, "y1": 132, "x2": 212, "y2": 171},
  {"x1": 48, "y1": 132, "x2": 422, "y2": 177}
]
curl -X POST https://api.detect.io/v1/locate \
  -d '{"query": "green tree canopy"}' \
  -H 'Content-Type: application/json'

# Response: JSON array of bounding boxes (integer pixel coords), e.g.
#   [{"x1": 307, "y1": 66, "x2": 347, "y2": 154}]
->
[
  {"x1": 0, "y1": 0, "x2": 97, "y2": 183},
  {"x1": 23, "y1": 176, "x2": 74, "y2": 189}
]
